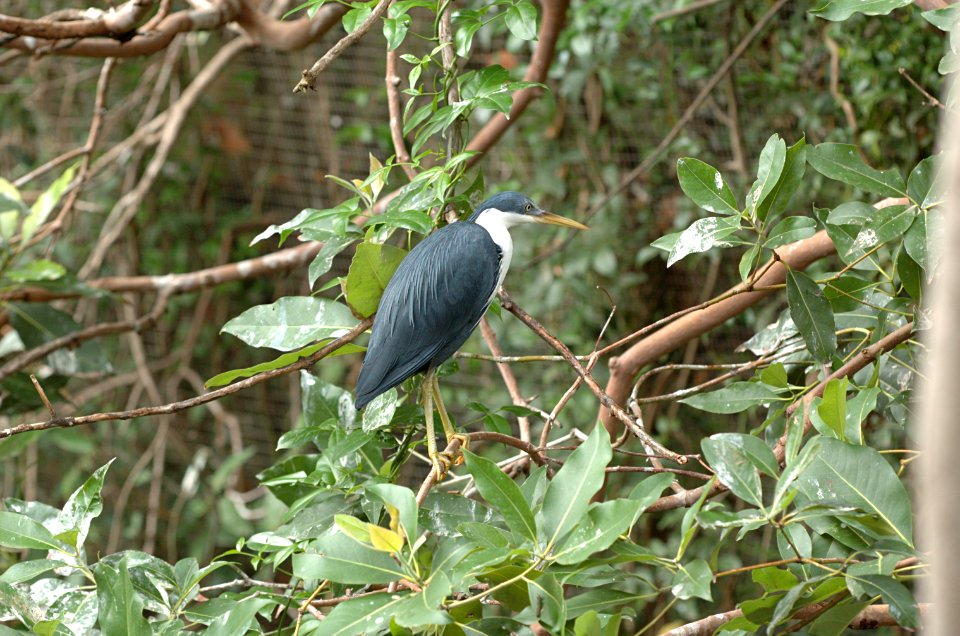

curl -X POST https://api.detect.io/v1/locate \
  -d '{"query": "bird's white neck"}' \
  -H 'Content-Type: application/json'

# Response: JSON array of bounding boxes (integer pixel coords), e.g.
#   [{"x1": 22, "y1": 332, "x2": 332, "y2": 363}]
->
[{"x1": 474, "y1": 207, "x2": 533, "y2": 294}]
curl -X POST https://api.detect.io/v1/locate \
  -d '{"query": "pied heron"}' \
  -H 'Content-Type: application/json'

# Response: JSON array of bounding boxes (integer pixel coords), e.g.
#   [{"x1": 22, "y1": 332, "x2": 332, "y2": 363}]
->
[{"x1": 354, "y1": 191, "x2": 587, "y2": 479}]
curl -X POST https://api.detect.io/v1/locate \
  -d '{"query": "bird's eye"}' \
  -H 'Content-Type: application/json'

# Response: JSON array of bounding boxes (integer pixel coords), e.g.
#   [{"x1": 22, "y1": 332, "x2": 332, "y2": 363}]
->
[{"x1": 525, "y1": 203, "x2": 534, "y2": 213}]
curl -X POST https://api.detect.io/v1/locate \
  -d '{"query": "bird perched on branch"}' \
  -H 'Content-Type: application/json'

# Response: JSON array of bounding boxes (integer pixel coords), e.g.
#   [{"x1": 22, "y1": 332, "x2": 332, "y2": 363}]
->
[{"x1": 354, "y1": 191, "x2": 587, "y2": 479}]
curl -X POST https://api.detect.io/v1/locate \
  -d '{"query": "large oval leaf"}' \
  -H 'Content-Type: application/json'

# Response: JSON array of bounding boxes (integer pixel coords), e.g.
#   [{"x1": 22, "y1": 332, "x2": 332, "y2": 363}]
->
[
  {"x1": 796, "y1": 437, "x2": 913, "y2": 547},
  {"x1": 786, "y1": 269, "x2": 836, "y2": 363},
  {"x1": 222, "y1": 297, "x2": 358, "y2": 351}
]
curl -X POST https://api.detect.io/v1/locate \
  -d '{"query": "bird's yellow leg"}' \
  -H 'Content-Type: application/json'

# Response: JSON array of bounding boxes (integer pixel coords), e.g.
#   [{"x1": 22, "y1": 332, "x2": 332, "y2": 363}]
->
[
  {"x1": 431, "y1": 374, "x2": 469, "y2": 464},
  {"x1": 422, "y1": 371, "x2": 451, "y2": 480}
]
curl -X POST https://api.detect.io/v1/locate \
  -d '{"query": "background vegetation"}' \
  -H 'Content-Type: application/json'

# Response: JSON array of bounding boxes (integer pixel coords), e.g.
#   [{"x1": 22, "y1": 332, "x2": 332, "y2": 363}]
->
[{"x1": 0, "y1": 0, "x2": 951, "y2": 633}]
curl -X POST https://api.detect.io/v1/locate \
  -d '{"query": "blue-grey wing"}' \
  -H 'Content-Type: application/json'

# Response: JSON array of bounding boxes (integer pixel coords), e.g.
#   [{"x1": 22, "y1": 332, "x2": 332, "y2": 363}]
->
[{"x1": 354, "y1": 223, "x2": 500, "y2": 408}]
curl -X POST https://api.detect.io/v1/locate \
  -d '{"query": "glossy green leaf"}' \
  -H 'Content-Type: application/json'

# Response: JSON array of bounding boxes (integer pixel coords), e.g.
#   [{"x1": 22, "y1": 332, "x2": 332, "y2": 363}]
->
[
  {"x1": 702, "y1": 435, "x2": 762, "y2": 507},
  {"x1": 539, "y1": 424, "x2": 612, "y2": 545},
  {"x1": 827, "y1": 201, "x2": 875, "y2": 226},
  {"x1": 361, "y1": 387, "x2": 398, "y2": 431},
  {"x1": 23, "y1": 164, "x2": 77, "y2": 243},
  {"x1": 786, "y1": 269, "x2": 836, "y2": 363},
  {"x1": 748, "y1": 133, "x2": 787, "y2": 217},
  {"x1": 308, "y1": 236, "x2": 354, "y2": 287},
  {"x1": 344, "y1": 241, "x2": 407, "y2": 318},
  {"x1": 680, "y1": 381, "x2": 781, "y2": 414},
  {"x1": 765, "y1": 216, "x2": 816, "y2": 248},
  {"x1": 0, "y1": 558, "x2": 66, "y2": 584},
  {"x1": 301, "y1": 372, "x2": 355, "y2": 427},
  {"x1": 807, "y1": 600, "x2": 872, "y2": 636},
  {"x1": 526, "y1": 572, "x2": 565, "y2": 632},
  {"x1": 807, "y1": 143, "x2": 906, "y2": 197},
  {"x1": 206, "y1": 597, "x2": 273, "y2": 636},
  {"x1": 505, "y1": 1, "x2": 538, "y2": 40},
  {"x1": 366, "y1": 483, "x2": 418, "y2": 545},
  {"x1": 817, "y1": 379, "x2": 849, "y2": 442},
  {"x1": 757, "y1": 135, "x2": 807, "y2": 222},
  {"x1": 752, "y1": 566, "x2": 799, "y2": 593},
  {"x1": 94, "y1": 557, "x2": 151, "y2": 636},
  {"x1": 676, "y1": 157, "x2": 739, "y2": 215},
  {"x1": 293, "y1": 531, "x2": 404, "y2": 584},
  {"x1": 56, "y1": 458, "x2": 115, "y2": 548},
  {"x1": 897, "y1": 248, "x2": 922, "y2": 300},
  {"x1": 667, "y1": 216, "x2": 741, "y2": 267},
  {"x1": 555, "y1": 498, "x2": 644, "y2": 564},
  {"x1": 382, "y1": 14, "x2": 411, "y2": 50},
  {"x1": 222, "y1": 297, "x2": 358, "y2": 351},
  {"x1": 276, "y1": 422, "x2": 333, "y2": 450},
  {"x1": 847, "y1": 575, "x2": 918, "y2": 628},
  {"x1": 567, "y1": 589, "x2": 653, "y2": 619},
  {"x1": 846, "y1": 386, "x2": 879, "y2": 444},
  {"x1": 853, "y1": 204, "x2": 915, "y2": 250},
  {"x1": 342, "y1": 4, "x2": 372, "y2": 33},
  {"x1": 0, "y1": 511, "x2": 62, "y2": 551},
  {"x1": 812, "y1": 0, "x2": 911, "y2": 22},
  {"x1": 463, "y1": 450, "x2": 537, "y2": 543},
  {"x1": 205, "y1": 341, "x2": 364, "y2": 388},
  {"x1": 796, "y1": 438, "x2": 913, "y2": 546},
  {"x1": 671, "y1": 559, "x2": 713, "y2": 600},
  {"x1": 4, "y1": 260, "x2": 67, "y2": 284},
  {"x1": 904, "y1": 209, "x2": 943, "y2": 272}
]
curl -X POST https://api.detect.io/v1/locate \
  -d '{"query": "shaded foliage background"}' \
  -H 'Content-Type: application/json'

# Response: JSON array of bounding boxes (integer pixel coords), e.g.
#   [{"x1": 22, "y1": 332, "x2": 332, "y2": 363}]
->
[{"x1": 0, "y1": 0, "x2": 948, "y2": 632}]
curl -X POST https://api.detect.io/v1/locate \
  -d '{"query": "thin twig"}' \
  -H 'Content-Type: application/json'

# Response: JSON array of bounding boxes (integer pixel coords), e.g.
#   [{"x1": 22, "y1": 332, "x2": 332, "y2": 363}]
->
[
  {"x1": 29, "y1": 375, "x2": 57, "y2": 419},
  {"x1": 293, "y1": 0, "x2": 392, "y2": 93},
  {"x1": 0, "y1": 317, "x2": 373, "y2": 440}
]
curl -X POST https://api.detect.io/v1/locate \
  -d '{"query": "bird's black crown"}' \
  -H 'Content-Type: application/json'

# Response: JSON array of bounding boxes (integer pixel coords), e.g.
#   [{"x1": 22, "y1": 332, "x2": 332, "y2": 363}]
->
[{"x1": 468, "y1": 191, "x2": 541, "y2": 221}]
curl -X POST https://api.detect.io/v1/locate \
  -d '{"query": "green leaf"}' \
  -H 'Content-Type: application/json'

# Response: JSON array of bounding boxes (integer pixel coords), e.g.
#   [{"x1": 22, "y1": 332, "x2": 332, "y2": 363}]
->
[
  {"x1": 23, "y1": 164, "x2": 77, "y2": 243},
  {"x1": 454, "y1": 11, "x2": 483, "y2": 57},
  {"x1": 361, "y1": 388, "x2": 398, "y2": 431},
  {"x1": 539, "y1": 425, "x2": 612, "y2": 545},
  {"x1": 628, "y1": 472, "x2": 675, "y2": 509},
  {"x1": 567, "y1": 589, "x2": 653, "y2": 619},
  {"x1": 757, "y1": 135, "x2": 807, "y2": 222},
  {"x1": 796, "y1": 438, "x2": 913, "y2": 546},
  {"x1": 555, "y1": 498, "x2": 644, "y2": 564},
  {"x1": 205, "y1": 341, "x2": 364, "y2": 388},
  {"x1": 847, "y1": 575, "x2": 918, "y2": 628},
  {"x1": 276, "y1": 422, "x2": 331, "y2": 450},
  {"x1": 344, "y1": 241, "x2": 407, "y2": 318},
  {"x1": 702, "y1": 435, "x2": 763, "y2": 507},
  {"x1": 4, "y1": 259, "x2": 67, "y2": 284},
  {"x1": 342, "y1": 3, "x2": 372, "y2": 33},
  {"x1": 365, "y1": 208, "x2": 433, "y2": 235},
  {"x1": 94, "y1": 556, "x2": 152, "y2": 636},
  {"x1": 739, "y1": 243, "x2": 761, "y2": 282},
  {"x1": 463, "y1": 450, "x2": 538, "y2": 543},
  {"x1": 382, "y1": 14, "x2": 411, "y2": 50},
  {"x1": 765, "y1": 216, "x2": 816, "y2": 248},
  {"x1": 808, "y1": 600, "x2": 872, "y2": 636},
  {"x1": 527, "y1": 573, "x2": 565, "y2": 632},
  {"x1": 812, "y1": 0, "x2": 911, "y2": 21},
  {"x1": 9, "y1": 303, "x2": 110, "y2": 375},
  {"x1": 293, "y1": 531, "x2": 405, "y2": 584},
  {"x1": 0, "y1": 558, "x2": 66, "y2": 584},
  {"x1": 807, "y1": 143, "x2": 906, "y2": 197},
  {"x1": 56, "y1": 458, "x2": 115, "y2": 548},
  {"x1": 505, "y1": 1, "x2": 538, "y2": 40},
  {"x1": 904, "y1": 209, "x2": 943, "y2": 272},
  {"x1": 671, "y1": 559, "x2": 713, "y2": 601},
  {"x1": 302, "y1": 372, "x2": 355, "y2": 427},
  {"x1": 817, "y1": 379, "x2": 849, "y2": 442},
  {"x1": 222, "y1": 297, "x2": 358, "y2": 351},
  {"x1": 748, "y1": 133, "x2": 787, "y2": 217},
  {"x1": 307, "y1": 592, "x2": 399, "y2": 635},
  {"x1": 852, "y1": 204, "x2": 915, "y2": 251},
  {"x1": 752, "y1": 566, "x2": 799, "y2": 593},
  {"x1": 827, "y1": 201, "x2": 876, "y2": 226},
  {"x1": 907, "y1": 155, "x2": 941, "y2": 207},
  {"x1": 0, "y1": 511, "x2": 62, "y2": 550},
  {"x1": 206, "y1": 597, "x2": 273, "y2": 636},
  {"x1": 309, "y1": 236, "x2": 354, "y2": 287},
  {"x1": 393, "y1": 571, "x2": 452, "y2": 628},
  {"x1": 366, "y1": 483, "x2": 418, "y2": 545},
  {"x1": 680, "y1": 381, "x2": 781, "y2": 414},
  {"x1": 786, "y1": 269, "x2": 836, "y2": 363},
  {"x1": 845, "y1": 386, "x2": 879, "y2": 444},
  {"x1": 676, "y1": 158, "x2": 739, "y2": 215},
  {"x1": 667, "y1": 216, "x2": 741, "y2": 267}
]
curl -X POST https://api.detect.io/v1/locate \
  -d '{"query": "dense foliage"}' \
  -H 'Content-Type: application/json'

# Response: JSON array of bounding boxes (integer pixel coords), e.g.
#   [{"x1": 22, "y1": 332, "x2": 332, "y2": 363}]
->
[{"x1": 0, "y1": 0, "x2": 953, "y2": 633}]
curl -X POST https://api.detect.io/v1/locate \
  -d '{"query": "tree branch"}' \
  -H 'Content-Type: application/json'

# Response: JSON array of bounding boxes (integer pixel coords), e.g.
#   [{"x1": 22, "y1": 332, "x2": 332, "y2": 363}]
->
[{"x1": 0, "y1": 317, "x2": 373, "y2": 440}]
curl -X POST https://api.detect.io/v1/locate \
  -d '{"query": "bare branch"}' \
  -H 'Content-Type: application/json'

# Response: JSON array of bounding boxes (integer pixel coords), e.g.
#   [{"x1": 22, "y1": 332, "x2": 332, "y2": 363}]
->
[
  {"x1": 293, "y1": 0, "x2": 392, "y2": 93},
  {"x1": 0, "y1": 317, "x2": 373, "y2": 440}
]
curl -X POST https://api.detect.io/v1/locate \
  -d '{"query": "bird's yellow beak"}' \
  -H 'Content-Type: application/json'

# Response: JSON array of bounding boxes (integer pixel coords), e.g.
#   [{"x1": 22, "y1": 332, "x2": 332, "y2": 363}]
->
[{"x1": 534, "y1": 211, "x2": 589, "y2": 230}]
